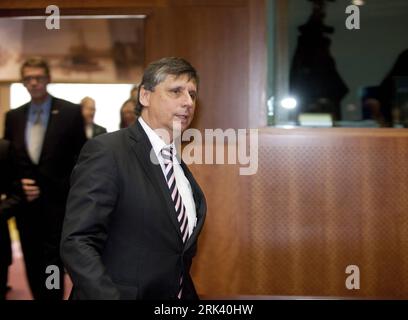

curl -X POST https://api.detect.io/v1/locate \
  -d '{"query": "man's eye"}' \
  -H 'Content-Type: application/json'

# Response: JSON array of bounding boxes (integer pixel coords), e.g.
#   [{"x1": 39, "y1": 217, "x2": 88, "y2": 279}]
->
[
  {"x1": 171, "y1": 88, "x2": 181, "y2": 94},
  {"x1": 189, "y1": 92, "x2": 197, "y2": 100}
]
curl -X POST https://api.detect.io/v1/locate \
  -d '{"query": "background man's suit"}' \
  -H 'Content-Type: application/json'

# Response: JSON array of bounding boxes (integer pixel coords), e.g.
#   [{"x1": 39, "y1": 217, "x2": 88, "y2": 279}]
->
[
  {"x1": 61, "y1": 121, "x2": 207, "y2": 299},
  {"x1": 91, "y1": 123, "x2": 107, "y2": 138},
  {"x1": 0, "y1": 139, "x2": 14, "y2": 299},
  {"x1": 4, "y1": 96, "x2": 86, "y2": 299}
]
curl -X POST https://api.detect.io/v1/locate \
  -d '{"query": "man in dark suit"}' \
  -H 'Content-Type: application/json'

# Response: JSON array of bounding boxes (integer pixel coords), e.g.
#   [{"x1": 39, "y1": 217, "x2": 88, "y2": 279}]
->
[
  {"x1": 61, "y1": 57, "x2": 206, "y2": 300},
  {"x1": 4, "y1": 57, "x2": 87, "y2": 300},
  {"x1": 80, "y1": 96, "x2": 107, "y2": 139}
]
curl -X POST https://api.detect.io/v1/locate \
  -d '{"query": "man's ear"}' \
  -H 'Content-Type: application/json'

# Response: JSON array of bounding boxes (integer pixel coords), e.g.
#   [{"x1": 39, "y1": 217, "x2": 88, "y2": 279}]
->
[{"x1": 139, "y1": 86, "x2": 151, "y2": 108}]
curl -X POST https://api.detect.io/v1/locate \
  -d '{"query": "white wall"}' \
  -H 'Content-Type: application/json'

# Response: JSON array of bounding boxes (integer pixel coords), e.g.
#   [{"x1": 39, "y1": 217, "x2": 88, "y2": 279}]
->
[{"x1": 10, "y1": 83, "x2": 133, "y2": 132}]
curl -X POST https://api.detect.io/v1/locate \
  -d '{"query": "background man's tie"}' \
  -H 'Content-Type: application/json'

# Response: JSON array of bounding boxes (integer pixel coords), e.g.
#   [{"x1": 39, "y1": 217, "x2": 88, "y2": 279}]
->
[
  {"x1": 161, "y1": 145, "x2": 189, "y2": 299},
  {"x1": 28, "y1": 108, "x2": 46, "y2": 164}
]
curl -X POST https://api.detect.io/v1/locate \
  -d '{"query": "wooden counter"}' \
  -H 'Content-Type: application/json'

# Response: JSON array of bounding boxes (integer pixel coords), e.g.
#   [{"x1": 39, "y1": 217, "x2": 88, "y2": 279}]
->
[{"x1": 190, "y1": 128, "x2": 408, "y2": 299}]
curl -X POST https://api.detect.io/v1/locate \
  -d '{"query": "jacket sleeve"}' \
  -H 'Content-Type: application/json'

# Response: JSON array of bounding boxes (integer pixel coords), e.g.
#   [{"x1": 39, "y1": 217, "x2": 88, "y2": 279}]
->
[
  {"x1": 60, "y1": 137, "x2": 120, "y2": 299},
  {"x1": 56, "y1": 105, "x2": 87, "y2": 198},
  {"x1": 0, "y1": 194, "x2": 22, "y2": 221},
  {"x1": 0, "y1": 137, "x2": 23, "y2": 221},
  {"x1": 71, "y1": 105, "x2": 87, "y2": 164},
  {"x1": 4, "y1": 111, "x2": 12, "y2": 141}
]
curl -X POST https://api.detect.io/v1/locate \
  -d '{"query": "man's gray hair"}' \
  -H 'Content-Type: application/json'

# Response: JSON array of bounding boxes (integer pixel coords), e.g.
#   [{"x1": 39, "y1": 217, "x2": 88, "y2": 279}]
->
[{"x1": 135, "y1": 57, "x2": 199, "y2": 115}]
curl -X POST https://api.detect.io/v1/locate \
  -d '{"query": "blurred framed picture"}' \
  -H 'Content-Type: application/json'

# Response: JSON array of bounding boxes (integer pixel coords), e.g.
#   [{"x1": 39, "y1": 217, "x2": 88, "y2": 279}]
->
[{"x1": 0, "y1": 15, "x2": 145, "y2": 84}]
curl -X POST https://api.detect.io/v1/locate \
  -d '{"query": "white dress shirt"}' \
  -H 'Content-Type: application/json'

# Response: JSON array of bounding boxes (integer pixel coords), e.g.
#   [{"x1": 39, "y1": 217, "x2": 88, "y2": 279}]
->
[
  {"x1": 85, "y1": 124, "x2": 93, "y2": 139},
  {"x1": 138, "y1": 117, "x2": 197, "y2": 237}
]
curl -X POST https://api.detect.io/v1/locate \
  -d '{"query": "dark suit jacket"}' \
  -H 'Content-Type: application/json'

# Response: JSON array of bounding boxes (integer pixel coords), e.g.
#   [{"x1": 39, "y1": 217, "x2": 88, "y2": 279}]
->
[
  {"x1": 92, "y1": 123, "x2": 107, "y2": 138},
  {"x1": 0, "y1": 140, "x2": 20, "y2": 221},
  {"x1": 61, "y1": 121, "x2": 207, "y2": 300},
  {"x1": 0, "y1": 139, "x2": 12, "y2": 267},
  {"x1": 0, "y1": 139, "x2": 21, "y2": 267},
  {"x1": 4, "y1": 96, "x2": 86, "y2": 238}
]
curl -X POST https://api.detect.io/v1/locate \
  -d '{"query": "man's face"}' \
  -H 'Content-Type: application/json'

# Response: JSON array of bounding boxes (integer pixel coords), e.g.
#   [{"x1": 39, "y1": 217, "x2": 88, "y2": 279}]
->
[
  {"x1": 140, "y1": 74, "x2": 197, "y2": 139},
  {"x1": 121, "y1": 101, "x2": 137, "y2": 127},
  {"x1": 81, "y1": 100, "x2": 96, "y2": 125},
  {"x1": 21, "y1": 66, "x2": 50, "y2": 101}
]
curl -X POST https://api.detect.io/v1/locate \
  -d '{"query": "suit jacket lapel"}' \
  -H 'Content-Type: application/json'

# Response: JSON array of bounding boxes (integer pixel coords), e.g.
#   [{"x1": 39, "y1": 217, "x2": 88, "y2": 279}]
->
[
  {"x1": 127, "y1": 121, "x2": 184, "y2": 242},
  {"x1": 39, "y1": 96, "x2": 59, "y2": 164},
  {"x1": 16, "y1": 103, "x2": 31, "y2": 162}
]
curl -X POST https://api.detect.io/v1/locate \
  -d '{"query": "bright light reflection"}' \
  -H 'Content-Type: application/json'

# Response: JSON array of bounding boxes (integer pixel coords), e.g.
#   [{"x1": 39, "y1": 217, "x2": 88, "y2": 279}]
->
[{"x1": 280, "y1": 97, "x2": 297, "y2": 110}]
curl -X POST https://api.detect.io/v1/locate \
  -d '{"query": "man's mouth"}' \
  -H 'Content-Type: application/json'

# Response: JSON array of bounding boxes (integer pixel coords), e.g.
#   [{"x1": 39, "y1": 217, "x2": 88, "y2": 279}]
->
[{"x1": 175, "y1": 114, "x2": 188, "y2": 122}]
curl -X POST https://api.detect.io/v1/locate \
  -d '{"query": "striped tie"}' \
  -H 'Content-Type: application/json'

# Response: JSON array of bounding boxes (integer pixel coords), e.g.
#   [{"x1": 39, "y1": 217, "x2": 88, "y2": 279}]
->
[{"x1": 161, "y1": 145, "x2": 189, "y2": 299}]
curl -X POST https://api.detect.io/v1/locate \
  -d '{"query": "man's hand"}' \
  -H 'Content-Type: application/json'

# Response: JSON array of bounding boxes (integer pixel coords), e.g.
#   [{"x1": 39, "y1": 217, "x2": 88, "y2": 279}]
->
[{"x1": 21, "y1": 178, "x2": 41, "y2": 202}]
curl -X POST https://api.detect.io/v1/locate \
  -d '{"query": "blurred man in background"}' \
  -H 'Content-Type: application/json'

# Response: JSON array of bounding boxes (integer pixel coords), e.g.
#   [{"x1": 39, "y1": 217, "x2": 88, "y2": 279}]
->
[
  {"x1": 3, "y1": 57, "x2": 86, "y2": 300},
  {"x1": 80, "y1": 96, "x2": 107, "y2": 139}
]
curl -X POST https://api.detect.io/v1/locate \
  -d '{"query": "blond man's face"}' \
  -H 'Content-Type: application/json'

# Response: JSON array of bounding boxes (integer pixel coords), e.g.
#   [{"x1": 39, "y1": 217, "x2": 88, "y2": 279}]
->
[{"x1": 22, "y1": 66, "x2": 50, "y2": 101}]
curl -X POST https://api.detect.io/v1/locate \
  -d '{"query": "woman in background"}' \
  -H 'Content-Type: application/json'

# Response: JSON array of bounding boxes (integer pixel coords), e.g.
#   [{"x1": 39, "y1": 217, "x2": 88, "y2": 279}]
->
[{"x1": 119, "y1": 99, "x2": 137, "y2": 129}]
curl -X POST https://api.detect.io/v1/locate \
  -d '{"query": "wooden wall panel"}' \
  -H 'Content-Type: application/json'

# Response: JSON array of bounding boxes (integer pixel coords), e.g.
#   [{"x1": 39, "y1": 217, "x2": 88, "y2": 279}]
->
[
  {"x1": 190, "y1": 128, "x2": 408, "y2": 299},
  {"x1": 189, "y1": 159, "x2": 251, "y2": 296},
  {"x1": 144, "y1": 4, "x2": 250, "y2": 130}
]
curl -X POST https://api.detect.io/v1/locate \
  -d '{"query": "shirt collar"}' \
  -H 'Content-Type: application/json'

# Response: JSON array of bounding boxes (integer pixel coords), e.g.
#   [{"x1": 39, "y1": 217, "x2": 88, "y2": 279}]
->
[
  {"x1": 138, "y1": 117, "x2": 177, "y2": 160},
  {"x1": 29, "y1": 94, "x2": 52, "y2": 115}
]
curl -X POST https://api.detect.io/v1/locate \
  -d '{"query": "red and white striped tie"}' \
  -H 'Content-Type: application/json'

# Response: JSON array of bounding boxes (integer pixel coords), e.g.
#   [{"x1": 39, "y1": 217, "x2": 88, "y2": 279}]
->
[{"x1": 161, "y1": 145, "x2": 189, "y2": 298}]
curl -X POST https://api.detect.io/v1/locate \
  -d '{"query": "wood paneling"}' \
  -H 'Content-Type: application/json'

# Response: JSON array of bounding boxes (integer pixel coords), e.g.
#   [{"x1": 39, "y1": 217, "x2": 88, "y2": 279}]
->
[
  {"x1": 248, "y1": 0, "x2": 267, "y2": 128},
  {"x1": 190, "y1": 128, "x2": 408, "y2": 299},
  {"x1": 274, "y1": 0, "x2": 290, "y2": 123}
]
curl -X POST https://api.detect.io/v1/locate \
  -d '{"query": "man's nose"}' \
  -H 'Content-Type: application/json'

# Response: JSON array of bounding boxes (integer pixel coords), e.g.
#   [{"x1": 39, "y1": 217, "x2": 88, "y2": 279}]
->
[
  {"x1": 182, "y1": 91, "x2": 194, "y2": 107},
  {"x1": 27, "y1": 78, "x2": 40, "y2": 86}
]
